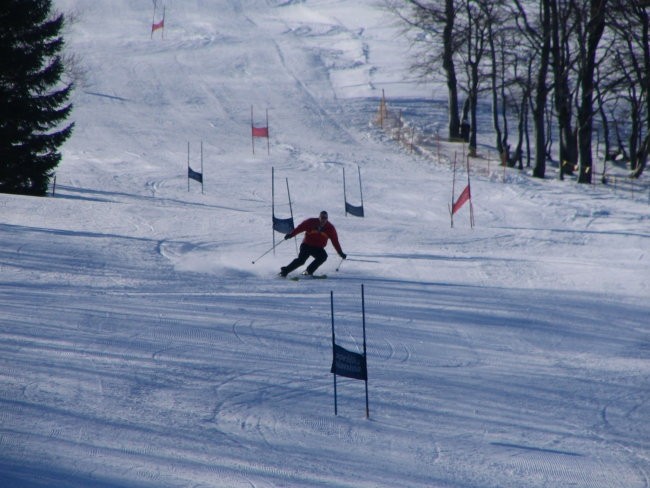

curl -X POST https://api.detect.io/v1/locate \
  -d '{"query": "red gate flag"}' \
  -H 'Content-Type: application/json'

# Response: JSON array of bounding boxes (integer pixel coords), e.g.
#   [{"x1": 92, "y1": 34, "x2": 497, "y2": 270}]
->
[
  {"x1": 251, "y1": 107, "x2": 270, "y2": 154},
  {"x1": 151, "y1": 19, "x2": 164, "y2": 32},
  {"x1": 252, "y1": 126, "x2": 269, "y2": 138},
  {"x1": 452, "y1": 185, "x2": 471, "y2": 214}
]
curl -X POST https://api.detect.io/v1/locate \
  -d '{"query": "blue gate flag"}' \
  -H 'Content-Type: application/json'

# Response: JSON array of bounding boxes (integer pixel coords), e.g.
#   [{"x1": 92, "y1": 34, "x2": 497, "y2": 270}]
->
[
  {"x1": 345, "y1": 201, "x2": 364, "y2": 217},
  {"x1": 273, "y1": 215, "x2": 294, "y2": 234},
  {"x1": 188, "y1": 166, "x2": 203, "y2": 183},
  {"x1": 331, "y1": 344, "x2": 367, "y2": 381}
]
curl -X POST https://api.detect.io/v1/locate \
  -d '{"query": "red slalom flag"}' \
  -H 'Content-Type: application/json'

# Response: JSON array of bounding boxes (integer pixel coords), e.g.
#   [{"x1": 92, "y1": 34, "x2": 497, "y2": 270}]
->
[
  {"x1": 452, "y1": 185, "x2": 471, "y2": 214},
  {"x1": 252, "y1": 126, "x2": 269, "y2": 138},
  {"x1": 151, "y1": 19, "x2": 164, "y2": 33}
]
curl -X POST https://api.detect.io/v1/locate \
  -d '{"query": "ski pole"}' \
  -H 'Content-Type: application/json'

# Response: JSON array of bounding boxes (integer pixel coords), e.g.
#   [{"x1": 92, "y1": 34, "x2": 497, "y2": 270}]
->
[
  {"x1": 345, "y1": 257, "x2": 379, "y2": 263},
  {"x1": 335, "y1": 256, "x2": 378, "y2": 271},
  {"x1": 251, "y1": 240, "x2": 284, "y2": 264}
]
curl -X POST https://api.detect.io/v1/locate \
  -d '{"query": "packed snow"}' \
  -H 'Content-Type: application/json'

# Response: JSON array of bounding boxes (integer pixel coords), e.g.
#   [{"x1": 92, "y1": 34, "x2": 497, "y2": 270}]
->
[{"x1": 1, "y1": 1, "x2": 648, "y2": 487}]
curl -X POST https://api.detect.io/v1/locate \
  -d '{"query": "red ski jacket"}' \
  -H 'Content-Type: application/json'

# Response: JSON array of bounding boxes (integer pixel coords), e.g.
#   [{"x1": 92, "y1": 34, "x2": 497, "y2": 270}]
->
[{"x1": 288, "y1": 218, "x2": 343, "y2": 255}]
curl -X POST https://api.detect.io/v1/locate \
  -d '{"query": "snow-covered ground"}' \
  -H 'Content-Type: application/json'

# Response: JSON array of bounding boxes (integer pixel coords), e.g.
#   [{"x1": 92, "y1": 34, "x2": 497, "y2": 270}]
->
[{"x1": 1, "y1": 1, "x2": 648, "y2": 487}]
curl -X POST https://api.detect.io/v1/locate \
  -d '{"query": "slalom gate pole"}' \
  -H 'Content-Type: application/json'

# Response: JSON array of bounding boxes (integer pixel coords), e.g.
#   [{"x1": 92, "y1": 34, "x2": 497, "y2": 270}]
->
[
  {"x1": 150, "y1": 1, "x2": 157, "y2": 39},
  {"x1": 362, "y1": 284, "x2": 369, "y2": 419},
  {"x1": 450, "y1": 152, "x2": 457, "y2": 227},
  {"x1": 286, "y1": 177, "x2": 298, "y2": 255},
  {"x1": 358, "y1": 165, "x2": 364, "y2": 212},
  {"x1": 266, "y1": 109, "x2": 270, "y2": 155},
  {"x1": 251, "y1": 240, "x2": 284, "y2": 264},
  {"x1": 251, "y1": 106, "x2": 255, "y2": 154},
  {"x1": 343, "y1": 167, "x2": 347, "y2": 216},
  {"x1": 271, "y1": 167, "x2": 276, "y2": 253},
  {"x1": 467, "y1": 155, "x2": 474, "y2": 228},
  {"x1": 331, "y1": 291, "x2": 338, "y2": 416}
]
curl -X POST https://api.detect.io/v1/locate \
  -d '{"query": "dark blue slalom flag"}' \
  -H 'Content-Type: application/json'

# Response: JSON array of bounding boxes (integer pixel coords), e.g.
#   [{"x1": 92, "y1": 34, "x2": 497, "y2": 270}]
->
[
  {"x1": 345, "y1": 201, "x2": 364, "y2": 217},
  {"x1": 188, "y1": 166, "x2": 203, "y2": 183},
  {"x1": 273, "y1": 215, "x2": 294, "y2": 234},
  {"x1": 331, "y1": 344, "x2": 367, "y2": 381},
  {"x1": 343, "y1": 166, "x2": 364, "y2": 217},
  {"x1": 330, "y1": 285, "x2": 370, "y2": 418}
]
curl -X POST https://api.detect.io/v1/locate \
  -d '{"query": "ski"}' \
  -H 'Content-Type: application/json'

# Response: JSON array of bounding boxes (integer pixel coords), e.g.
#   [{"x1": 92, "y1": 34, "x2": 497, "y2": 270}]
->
[
  {"x1": 277, "y1": 270, "x2": 328, "y2": 280},
  {"x1": 288, "y1": 274, "x2": 327, "y2": 281}
]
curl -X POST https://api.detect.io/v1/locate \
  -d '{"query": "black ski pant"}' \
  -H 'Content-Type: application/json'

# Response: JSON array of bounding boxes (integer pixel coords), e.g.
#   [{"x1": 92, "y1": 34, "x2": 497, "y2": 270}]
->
[{"x1": 284, "y1": 243, "x2": 327, "y2": 275}]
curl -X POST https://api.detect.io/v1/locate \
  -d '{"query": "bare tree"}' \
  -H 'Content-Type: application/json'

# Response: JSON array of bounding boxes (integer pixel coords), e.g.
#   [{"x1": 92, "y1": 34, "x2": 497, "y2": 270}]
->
[
  {"x1": 480, "y1": 0, "x2": 512, "y2": 160},
  {"x1": 441, "y1": 0, "x2": 462, "y2": 139},
  {"x1": 513, "y1": 0, "x2": 552, "y2": 178},
  {"x1": 390, "y1": 0, "x2": 463, "y2": 139},
  {"x1": 458, "y1": 0, "x2": 490, "y2": 156},
  {"x1": 390, "y1": 0, "x2": 648, "y2": 185},
  {"x1": 604, "y1": 0, "x2": 650, "y2": 177},
  {"x1": 550, "y1": 0, "x2": 578, "y2": 178},
  {"x1": 572, "y1": 0, "x2": 608, "y2": 184},
  {"x1": 507, "y1": 52, "x2": 534, "y2": 169}
]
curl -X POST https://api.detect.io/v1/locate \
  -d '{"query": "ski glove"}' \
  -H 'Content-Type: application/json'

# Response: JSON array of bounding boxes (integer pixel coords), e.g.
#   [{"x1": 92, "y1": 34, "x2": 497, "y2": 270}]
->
[
  {"x1": 339, "y1": 252, "x2": 347, "y2": 259},
  {"x1": 284, "y1": 233, "x2": 293, "y2": 240}
]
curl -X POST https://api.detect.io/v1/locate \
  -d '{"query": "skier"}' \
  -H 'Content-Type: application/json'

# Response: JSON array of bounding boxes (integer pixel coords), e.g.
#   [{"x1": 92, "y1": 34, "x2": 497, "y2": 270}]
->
[{"x1": 280, "y1": 210, "x2": 346, "y2": 277}]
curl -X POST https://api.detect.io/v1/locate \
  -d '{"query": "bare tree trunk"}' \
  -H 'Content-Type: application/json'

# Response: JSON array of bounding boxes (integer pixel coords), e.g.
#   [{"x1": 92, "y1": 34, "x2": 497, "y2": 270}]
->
[
  {"x1": 634, "y1": 2, "x2": 650, "y2": 177},
  {"x1": 483, "y1": 2, "x2": 504, "y2": 157},
  {"x1": 550, "y1": 0, "x2": 577, "y2": 179},
  {"x1": 399, "y1": 0, "x2": 462, "y2": 140},
  {"x1": 577, "y1": 0, "x2": 607, "y2": 184},
  {"x1": 464, "y1": 0, "x2": 487, "y2": 157},
  {"x1": 532, "y1": 0, "x2": 551, "y2": 178},
  {"x1": 443, "y1": 0, "x2": 461, "y2": 139}
]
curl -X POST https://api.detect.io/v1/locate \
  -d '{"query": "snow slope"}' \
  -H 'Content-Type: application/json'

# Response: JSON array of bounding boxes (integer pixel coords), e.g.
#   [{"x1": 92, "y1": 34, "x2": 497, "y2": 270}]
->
[{"x1": 1, "y1": 1, "x2": 649, "y2": 487}]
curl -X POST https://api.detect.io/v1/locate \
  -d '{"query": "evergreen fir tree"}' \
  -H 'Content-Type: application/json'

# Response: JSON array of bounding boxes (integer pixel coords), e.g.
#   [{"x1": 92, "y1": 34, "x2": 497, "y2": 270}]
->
[{"x1": 0, "y1": 0, "x2": 74, "y2": 196}]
